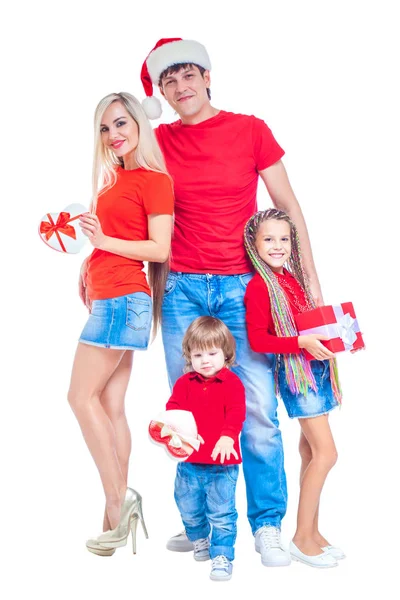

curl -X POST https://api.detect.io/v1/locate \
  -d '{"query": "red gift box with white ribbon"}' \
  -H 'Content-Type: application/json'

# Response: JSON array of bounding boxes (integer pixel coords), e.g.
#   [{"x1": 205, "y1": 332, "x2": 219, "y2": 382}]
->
[{"x1": 294, "y1": 302, "x2": 364, "y2": 359}]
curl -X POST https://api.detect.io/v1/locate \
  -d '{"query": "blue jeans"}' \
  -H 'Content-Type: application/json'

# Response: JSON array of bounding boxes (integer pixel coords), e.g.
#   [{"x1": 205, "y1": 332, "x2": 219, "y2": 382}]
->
[
  {"x1": 174, "y1": 462, "x2": 238, "y2": 560},
  {"x1": 162, "y1": 272, "x2": 287, "y2": 533}
]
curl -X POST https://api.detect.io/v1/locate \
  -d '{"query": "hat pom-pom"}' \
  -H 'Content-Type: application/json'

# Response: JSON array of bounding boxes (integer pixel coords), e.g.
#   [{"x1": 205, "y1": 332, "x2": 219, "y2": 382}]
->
[{"x1": 142, "y1": 96, "x2": 162, "y2": 120}]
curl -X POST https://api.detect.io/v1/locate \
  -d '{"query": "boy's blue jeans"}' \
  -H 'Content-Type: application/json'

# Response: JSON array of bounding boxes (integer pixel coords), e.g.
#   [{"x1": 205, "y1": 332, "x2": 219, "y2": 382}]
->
[
  {"x1": 174, "y1": 462, "x2": 239, "y2": 560},
  {"x1": 162, "y1": 272, "x2": 287, "y2": 534}
]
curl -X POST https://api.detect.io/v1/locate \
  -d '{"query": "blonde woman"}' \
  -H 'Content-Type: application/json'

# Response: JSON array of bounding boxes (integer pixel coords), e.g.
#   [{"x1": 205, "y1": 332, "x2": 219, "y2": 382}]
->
[{"x1": 68, "y1": 92, "x2": 174, "y2": 556}]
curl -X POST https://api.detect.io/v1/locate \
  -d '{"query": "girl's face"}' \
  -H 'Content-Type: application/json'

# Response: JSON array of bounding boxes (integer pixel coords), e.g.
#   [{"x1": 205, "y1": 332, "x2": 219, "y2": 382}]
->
[
  {"x1": 190, "y1": 347, "x2": 225, "y2": 378},
  {"x1": 255, "y1": 219, "x2": 292, "y2": 273},
  {"x1": 100, "y1": 101, "x2": 139, "y2": 161}
]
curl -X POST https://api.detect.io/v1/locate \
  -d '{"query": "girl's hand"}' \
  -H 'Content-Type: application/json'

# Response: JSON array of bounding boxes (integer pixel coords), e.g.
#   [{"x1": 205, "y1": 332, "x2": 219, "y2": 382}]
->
[
  {"x1": 79, "y1": 213, "x2": 107, "y2": 249},
  {"x1": 298, "y1": 334, "x2": 335, "y2": 360},
  {"x1": 211, "y1": 436, "x2": 238, "y2": 464}
]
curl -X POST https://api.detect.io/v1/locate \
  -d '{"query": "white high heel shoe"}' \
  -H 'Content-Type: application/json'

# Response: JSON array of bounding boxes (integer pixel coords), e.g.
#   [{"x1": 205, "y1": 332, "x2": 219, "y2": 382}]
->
[{"x1": 88, "y1": 488, "x2": 149, "y2": 555}]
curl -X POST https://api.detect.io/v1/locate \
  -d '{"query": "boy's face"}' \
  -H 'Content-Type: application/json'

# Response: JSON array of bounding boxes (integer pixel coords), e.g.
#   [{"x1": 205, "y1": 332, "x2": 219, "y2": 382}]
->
[
  {"x1": 160, "y1": 65, "x2": 210, "y2": 119},
  {"x1": 190, "y1": 347, "x2": 225, "y2": 378}
]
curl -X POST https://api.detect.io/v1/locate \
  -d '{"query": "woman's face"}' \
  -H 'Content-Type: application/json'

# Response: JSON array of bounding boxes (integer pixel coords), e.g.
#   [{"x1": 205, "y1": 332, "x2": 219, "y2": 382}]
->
[{"x1": 100, "y1": 101, "x2": 139, "y2": 160}]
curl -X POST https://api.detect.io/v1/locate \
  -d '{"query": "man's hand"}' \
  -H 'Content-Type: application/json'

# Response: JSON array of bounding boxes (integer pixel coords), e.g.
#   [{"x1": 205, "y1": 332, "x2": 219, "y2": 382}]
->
[
  {"x1": 211, "y1": 436, "x2": 238, "y2": 464},
  {"x1": 308, "y1": 279, "x2": 324, "y2": 307}
]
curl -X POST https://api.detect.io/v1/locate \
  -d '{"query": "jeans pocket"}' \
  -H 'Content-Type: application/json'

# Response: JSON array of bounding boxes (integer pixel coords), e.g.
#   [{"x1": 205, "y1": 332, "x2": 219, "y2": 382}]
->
[
  {"x1": 174, "y1": 470, "x2": 191, "y2": 501},
  {"x1": 224, "y1": 465, "x2": 239, "y2": 484},
  {"x1": 164, "y1": 273, "x2": 178, "y2": 297},
  {"x1": 126, "y1": 295, "x2": 151, "y2": 331},
  {"x1": 209, "y1": 467, "x2": 237, "y2": 506},
  {"x1": 238, "y1": 272, "x2": 254, "y2": 290}
]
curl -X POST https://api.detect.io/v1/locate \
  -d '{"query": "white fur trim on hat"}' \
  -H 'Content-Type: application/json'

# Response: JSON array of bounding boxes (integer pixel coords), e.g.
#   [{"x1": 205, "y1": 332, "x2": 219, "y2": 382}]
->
[
  {"x1": 147, "y1": 39, "x2": 211, "y2": 84},
  {"x1": 142, "y1": 96, "x2": 162, "y2": 120}
]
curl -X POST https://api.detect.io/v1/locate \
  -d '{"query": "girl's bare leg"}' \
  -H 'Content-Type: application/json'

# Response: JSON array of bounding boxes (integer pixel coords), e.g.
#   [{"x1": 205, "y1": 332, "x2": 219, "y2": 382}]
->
[
  {"x1": 99, "y1": 351, "x2": 134, "y2": 532},
  {"x1": 293, "y1": 415, "x2": 337, "y2": 555},
  {"x1": 68, "y1": 343, "x2": 128, "y2": 530},
  {"x1": 299, "y1": 432, "x2": 331, "y2": 547}
]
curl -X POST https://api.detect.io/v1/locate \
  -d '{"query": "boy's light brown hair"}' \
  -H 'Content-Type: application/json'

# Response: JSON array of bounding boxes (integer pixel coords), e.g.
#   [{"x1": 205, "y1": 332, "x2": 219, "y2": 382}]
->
[{"x1": 182, "y1": 316, "x2": 236, "y2": 372}]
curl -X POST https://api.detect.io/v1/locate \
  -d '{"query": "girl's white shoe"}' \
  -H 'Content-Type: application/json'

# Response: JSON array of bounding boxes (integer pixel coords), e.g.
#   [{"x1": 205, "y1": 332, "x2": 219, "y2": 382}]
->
[
  {"x1": 290, "y1": 541, "x2": 338, "y2": 568},
  {"x1": 322, "y1": 545, "x2": 346, "y2": 560}
]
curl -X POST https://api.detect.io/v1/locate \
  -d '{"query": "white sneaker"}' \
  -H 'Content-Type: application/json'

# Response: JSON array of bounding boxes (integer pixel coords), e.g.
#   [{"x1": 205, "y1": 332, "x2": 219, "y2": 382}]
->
[
  {"x1": 166, "y1": 530, "x2": 194, "y2": 552},
  {"x1": 322, "y1": 545, "x2": 346, "y2": 560},
  {"x1": 290, "y1": 541, "x2": 338, "y2": 568},
  {"x1": 210, "y1": 555, "x2": 233, "y2": 581},
  {"x1": 193, "y1": 537, "x2": 210, "y2": 561},
  {"x1": 255, "y1": 526, "x2": 291, "y2": 567}
]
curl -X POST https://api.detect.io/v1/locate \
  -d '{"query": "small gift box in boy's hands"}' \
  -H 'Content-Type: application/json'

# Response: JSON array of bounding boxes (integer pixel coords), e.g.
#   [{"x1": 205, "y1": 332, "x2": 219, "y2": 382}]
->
[
  {"x1": 149, "y1": 410, "x2": 203, "y2": 461},
  {"x1": 295, "y1": 302, "x2": 365, "y2": 360}
]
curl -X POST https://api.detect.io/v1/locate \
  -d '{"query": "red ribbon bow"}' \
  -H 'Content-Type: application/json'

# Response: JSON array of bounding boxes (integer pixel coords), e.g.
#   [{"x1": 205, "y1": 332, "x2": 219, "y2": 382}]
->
[{"x1": 40, "y1": 212, "x2": 81, "y2": 252}]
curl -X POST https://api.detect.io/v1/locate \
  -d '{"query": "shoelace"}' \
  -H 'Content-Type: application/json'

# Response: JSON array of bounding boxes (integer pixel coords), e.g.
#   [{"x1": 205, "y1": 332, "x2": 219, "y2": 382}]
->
[
  {"x1": 194, "y1": 538, "x2": 209, "y2": 552},
  {"x1": 212, "y1": 555, "x2": 230, "y2": 571},
  {"x1": 259, "y1": 526, "x2": 283, "y2": 549}
]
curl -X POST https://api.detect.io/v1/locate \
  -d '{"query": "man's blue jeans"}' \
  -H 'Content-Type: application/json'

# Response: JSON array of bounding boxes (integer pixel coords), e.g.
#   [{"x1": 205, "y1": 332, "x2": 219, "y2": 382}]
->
[
  {"x1": 161, "y1": 272, "x2": 287, "y2": 533},
  {"x1": 174, "y1": 462, "x2": 238, "y2": 560}
]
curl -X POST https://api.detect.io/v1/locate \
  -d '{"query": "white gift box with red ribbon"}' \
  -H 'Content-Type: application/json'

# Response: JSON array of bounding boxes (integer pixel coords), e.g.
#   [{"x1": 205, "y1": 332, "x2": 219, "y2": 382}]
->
[
  {"x1": 38, "y1": 203, "x2": 88, "y2": 253},
  {"x1": 295, "y1": 302, "x2": 364, "y2": 358}
]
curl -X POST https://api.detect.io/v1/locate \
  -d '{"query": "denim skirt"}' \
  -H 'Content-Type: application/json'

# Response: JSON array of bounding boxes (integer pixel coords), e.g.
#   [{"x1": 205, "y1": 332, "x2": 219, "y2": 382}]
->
[
  {"x1": 278, "y1": 359, "x2": 339, "y2": 419},
  {"x1": 79, "y1": 292, "x2": 152, "y2": 350}
]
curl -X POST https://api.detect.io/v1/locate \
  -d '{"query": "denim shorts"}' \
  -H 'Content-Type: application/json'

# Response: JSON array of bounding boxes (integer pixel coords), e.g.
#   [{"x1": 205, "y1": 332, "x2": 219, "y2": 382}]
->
[
  {"x1": 79, "y1": 292, "x2": 152, "y2": 350},
  {"x1": 278, "y1": 359, "x2": 339, "y2": 419}
]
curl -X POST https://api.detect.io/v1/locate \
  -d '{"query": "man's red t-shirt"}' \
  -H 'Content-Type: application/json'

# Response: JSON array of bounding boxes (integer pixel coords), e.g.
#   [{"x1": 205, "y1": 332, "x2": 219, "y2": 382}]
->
[
  {"x1": 155, "y1": 110, "x2": 284, "y2": 274},
  {"x1": 86, "y1": 167, "x2": 174, "y2": 300},
  {"x1": 166, "y1": 367, "x2": 246, "y2": 465}
]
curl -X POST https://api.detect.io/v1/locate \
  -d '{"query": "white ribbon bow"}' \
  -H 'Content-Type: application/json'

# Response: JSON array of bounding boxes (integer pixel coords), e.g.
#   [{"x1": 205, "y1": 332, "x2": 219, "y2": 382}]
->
[
  {"x1": 160, "y1": 425, "x2": 183, "y2": 448},
  {"x1": 337, "y1": 313, "x2": 357, "y2": 347}
]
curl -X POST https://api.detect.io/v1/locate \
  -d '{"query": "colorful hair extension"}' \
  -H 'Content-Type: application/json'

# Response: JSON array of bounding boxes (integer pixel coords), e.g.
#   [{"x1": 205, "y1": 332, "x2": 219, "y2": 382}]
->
[{"x1": 244, "y1": 209, "x2": 342, "y2": 403}]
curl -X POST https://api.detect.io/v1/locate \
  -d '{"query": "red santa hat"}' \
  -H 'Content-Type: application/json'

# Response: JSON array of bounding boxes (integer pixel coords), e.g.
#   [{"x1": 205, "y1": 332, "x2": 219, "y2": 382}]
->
[{"x1": 141, "y1": 38, "x2": 212, "y2": 120}]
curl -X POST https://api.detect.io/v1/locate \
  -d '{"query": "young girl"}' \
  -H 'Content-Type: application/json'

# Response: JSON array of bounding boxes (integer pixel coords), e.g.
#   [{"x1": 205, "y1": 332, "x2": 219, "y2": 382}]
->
[
  {"x1": 165, "y1": 317, "x2": 246, "y2": 581},
  {"x1": 68, "y1": 92, "x2": 174, "y2": 556},
  {"x1": 244, "y1": 208, "x2": 344, "y2": 569}
]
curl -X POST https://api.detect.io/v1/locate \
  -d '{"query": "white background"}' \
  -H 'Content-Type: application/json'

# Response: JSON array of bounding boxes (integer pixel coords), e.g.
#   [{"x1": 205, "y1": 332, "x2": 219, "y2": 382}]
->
[{"x1": 1, "y1": 1, "x2": 398, "y2": 598}]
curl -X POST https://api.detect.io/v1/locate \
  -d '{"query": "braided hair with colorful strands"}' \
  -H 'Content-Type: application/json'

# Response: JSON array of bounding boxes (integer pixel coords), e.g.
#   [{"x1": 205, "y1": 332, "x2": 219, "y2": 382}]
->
[{"x1": 244, "y1": 209, "x2": 342, "y2": 403}]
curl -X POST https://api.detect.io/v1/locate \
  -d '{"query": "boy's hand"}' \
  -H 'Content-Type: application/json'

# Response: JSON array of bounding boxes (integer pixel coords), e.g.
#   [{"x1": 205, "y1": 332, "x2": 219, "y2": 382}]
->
[{"x1": 211, "y1": 436, "x2": 238, "y2": 464}]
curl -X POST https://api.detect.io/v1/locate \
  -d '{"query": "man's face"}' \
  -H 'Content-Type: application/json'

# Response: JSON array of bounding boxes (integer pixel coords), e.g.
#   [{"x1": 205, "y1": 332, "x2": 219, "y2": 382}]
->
[{"x1": 160, "y1": 65, "x2": 210, "y2": 118}]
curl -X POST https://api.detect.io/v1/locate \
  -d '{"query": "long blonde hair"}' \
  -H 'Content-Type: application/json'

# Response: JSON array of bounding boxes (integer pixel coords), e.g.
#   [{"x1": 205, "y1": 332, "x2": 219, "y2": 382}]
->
[{"x1": 91, "y1": 92, "x2": 171, "y2": 336}]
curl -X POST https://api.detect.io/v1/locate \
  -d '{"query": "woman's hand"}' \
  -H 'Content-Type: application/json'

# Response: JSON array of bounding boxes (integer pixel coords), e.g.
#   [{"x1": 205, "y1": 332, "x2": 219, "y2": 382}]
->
[
  {"x1": 79, "y1": 213, "x2": 107, "y2": 249},
  {"x1": 78, "y1": 257, "x2": 91, "y2": 311},
  {"x1": 211, "y1": 436, "x2": 238, "y2": 464},
  {"x1": 298, "y1": 334, "x2": 335, "y2": 360}
]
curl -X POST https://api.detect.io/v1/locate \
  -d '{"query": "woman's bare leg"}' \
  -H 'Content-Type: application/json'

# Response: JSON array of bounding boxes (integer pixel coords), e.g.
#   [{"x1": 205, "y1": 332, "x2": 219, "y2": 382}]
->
[
  {"x1": 99, "y1": 351, "x2": 134, "y2": 531},
  {"x1": 293, "y1": 415, "x2": 337, "y2": 555},
  {"x1": 68, "y1": 343, "x2": 127, "y2": 530}
]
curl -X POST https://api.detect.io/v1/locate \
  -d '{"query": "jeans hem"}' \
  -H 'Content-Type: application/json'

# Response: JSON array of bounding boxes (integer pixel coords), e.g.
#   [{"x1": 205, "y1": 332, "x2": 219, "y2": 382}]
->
[
  {"x1": 210, "y1": 546, "x2": 235, "y2": 561},
  {"x1": 254, "y1": 522, "x2": 281, "y2": 536},
  {"x1": 185, "y1": 527, "x2": 211, "y2": 542}
]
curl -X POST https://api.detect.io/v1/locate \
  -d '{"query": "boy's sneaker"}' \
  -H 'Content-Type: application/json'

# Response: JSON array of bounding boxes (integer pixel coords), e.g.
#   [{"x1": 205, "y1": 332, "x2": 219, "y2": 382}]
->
[
  {"x1": 193, "y1": 537, "x2": 210, "y2": 561},
  {"x1": 255, "y1": 526, "x2": 291, "y2": 567},
  {"x1": 166, "y1": 530, "x2": 194, "y2": 552},
  {"x1": 210, "y1": 555, "x2": 233, "y2": 581}
]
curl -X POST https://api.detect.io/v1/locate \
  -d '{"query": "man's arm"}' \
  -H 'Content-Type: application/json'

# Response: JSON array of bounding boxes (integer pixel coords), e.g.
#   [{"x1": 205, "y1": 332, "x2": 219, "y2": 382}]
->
[{"x1": 259, "y1": 160, "x2": 323, "y2": 305}]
